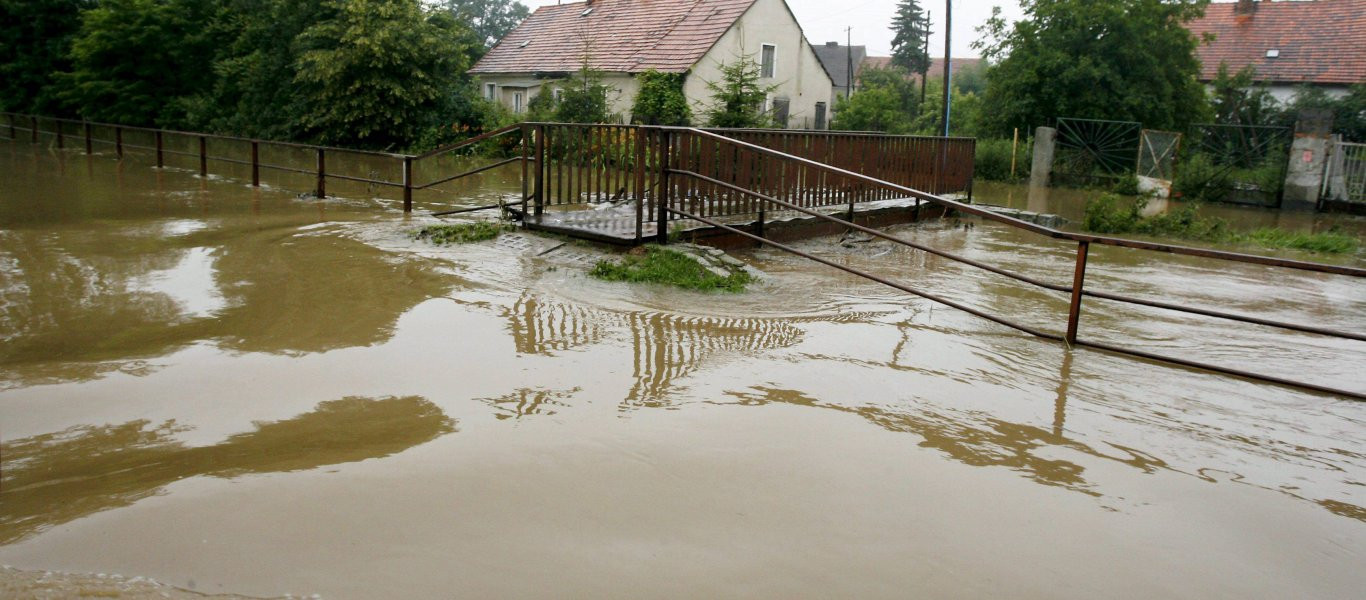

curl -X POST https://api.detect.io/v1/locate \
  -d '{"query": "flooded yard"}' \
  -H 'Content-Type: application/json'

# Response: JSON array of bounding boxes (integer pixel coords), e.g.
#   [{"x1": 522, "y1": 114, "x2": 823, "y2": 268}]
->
[{"x1": 2, "y1": 141, "x2": 1365, "y2": 598}]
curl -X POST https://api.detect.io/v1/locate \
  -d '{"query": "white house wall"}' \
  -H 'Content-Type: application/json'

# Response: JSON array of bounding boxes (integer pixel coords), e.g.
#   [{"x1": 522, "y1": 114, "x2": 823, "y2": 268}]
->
[{"x1": 685, "y1": 0, "x2": 834, "y2": 129}]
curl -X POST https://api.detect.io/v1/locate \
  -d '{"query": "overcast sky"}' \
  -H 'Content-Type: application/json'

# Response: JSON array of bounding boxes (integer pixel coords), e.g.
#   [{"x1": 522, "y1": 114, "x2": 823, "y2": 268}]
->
[{"x1": 518, "y1": 0, "x2": 1027, "y2": 59}]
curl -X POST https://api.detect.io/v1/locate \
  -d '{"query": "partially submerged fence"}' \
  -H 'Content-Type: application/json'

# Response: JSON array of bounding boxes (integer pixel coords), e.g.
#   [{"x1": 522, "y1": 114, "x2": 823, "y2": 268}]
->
[{"x1": 650, "y1": 127, "x2": 1366, "y2": 400}]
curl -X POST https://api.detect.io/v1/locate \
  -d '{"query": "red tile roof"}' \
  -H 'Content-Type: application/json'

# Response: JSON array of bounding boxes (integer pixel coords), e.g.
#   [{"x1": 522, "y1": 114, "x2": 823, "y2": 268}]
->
[
  {"x1": 469, "y1": 0, "x2": 758, "y2": 74},
  {"x1": 1186, "y1": 0, "x2": 1366, "y2": 85}
]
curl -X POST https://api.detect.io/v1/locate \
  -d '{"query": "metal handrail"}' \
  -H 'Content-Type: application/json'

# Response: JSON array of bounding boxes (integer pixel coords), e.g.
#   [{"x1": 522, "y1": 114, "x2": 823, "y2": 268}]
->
[{"x1": 661, "y1": 127, "x2": 1366, "y2": 400}]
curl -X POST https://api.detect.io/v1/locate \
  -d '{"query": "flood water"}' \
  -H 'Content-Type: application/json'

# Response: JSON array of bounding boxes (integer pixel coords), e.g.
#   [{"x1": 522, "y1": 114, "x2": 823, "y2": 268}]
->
[{"x1": 2, "y1": 141, "x2": 1365, "y2": 599}]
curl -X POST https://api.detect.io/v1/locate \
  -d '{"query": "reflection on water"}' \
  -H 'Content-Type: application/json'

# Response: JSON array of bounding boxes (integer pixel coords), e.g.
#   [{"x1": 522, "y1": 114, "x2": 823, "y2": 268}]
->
[
  {"x1": 0, "y1": 396, "x2": 455, "y2": 544},
  {"x1": 723, "y1": 386, "x2": 1170, "y2": 496},
  {"x1": 0, "y1": 221, "x2": 453, "y2": 389},
  {"x1": 507, "y1": 293, "x2": 804, "y2": 406},
  {"x1": 479, "y1": 387, "x2": 579, "y2": 421}
]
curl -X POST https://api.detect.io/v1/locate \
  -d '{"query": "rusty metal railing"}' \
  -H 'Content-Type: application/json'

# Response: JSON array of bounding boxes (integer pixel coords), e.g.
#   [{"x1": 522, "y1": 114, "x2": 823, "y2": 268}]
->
[
  {"x1": 653, "y1": 127, "x2": 1366, "y2": 400},
  {"x1": 1, "y1": 112, "x2": 532, "y2": 213}
]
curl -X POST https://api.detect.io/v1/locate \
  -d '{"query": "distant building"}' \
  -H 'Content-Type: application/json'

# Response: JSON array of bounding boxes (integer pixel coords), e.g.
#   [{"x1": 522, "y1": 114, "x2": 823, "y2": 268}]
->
[
  {"x1": 1186, "y1": 0, "x2": 1366, "y2": 101},
  {"x1": 812, "y1": 42, "x2": 866, "y2": 101},
  {"x1": 469, "y1": 0, "x2": 837, "y2": 129}
]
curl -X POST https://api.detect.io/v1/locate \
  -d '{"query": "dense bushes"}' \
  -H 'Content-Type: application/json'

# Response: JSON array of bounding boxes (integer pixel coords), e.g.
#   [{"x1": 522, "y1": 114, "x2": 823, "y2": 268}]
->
[{"x1": 973, "y1": 137, "x2": 1030, "y2": 182}]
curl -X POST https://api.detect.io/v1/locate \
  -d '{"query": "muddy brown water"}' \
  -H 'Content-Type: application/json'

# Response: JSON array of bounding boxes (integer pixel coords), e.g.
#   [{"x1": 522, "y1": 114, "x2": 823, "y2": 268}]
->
[{"x1": 2, "y1": 142, "x2": 1365, "y2": 599}]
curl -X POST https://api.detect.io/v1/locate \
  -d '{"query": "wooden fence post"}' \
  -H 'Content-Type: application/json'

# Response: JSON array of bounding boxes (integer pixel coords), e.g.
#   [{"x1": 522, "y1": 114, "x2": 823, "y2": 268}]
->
[
  {"x1": 315, "y1": 148, "x2": 326, "y2": 198},
  {"x1": 115, "y1": 127, "x2": 123, "y2": 158},
  {"x1": 155, "y1": 131, "x2": 164, "y2": 168},
  {"x1": 656, "y1": 128, "x2": 671, "y2": 245},
  {"x1": 7, "y1": 114, "x2": 14, "y2": 140},
  {"x1": 31, "y1": 116, "x2": 38, "y2": 143},
  {"x1": 84, "y1": 122, "x2": 92, "y2": 154},
  {"x1": 198, "y1": 136, "x2": 207, "y2": 177},
  {"x1": 521, "y1": 124, "x2": 530, "y2": 217},
  {"x1": 534, "y1": 125, "x2": 545, "y2": 218},
  {"x1": 55, "y1": 120, "x2": 63, "y2": 149},
  {"x1": 634, "y1": 126, "x2": 646, "y2": 243},
  {"x1": 250, "y1": 141, "x2": 259, "y2": 186}
]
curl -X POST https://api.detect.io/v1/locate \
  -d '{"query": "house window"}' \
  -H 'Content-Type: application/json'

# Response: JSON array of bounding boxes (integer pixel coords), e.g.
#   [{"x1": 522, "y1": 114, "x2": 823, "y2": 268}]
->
[
  {"x1": 814, "y1": 102, "x2": 827, "y2": 130},
  {"x1": 772, "y1": 97, "x2": 790, "y2": 128},
  {"x1": 553, "y1": 88, "x2": 563, "y2": 102},
  {"x1": 761, "y1": 44, "x2": 776, "y2": 78},
  {"x1": 513, "y1": 92, "x2": 524, "y2": 114},
  {"x1": 484, "y1": 83, "x2": 496, "y2": 100}
]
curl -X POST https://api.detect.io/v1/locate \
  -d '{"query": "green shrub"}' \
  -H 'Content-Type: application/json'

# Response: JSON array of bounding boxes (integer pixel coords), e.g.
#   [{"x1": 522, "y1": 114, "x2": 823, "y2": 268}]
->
[
  {"x1": 632, "y1": 70, "x2": 691, "y2": 126},
  {"x1": 590, "y1": 246, "x2": 753, "y2": 292},
  {"x1": 414, "y1": 222, "x2": 509, "y2": 244},
  {"x1": 1111, "y1": 172, "x2": 1141, "y2": 196},
  {"x1": 1081, "y1": 195, "x2": 1357, "y2": 253},
  {"x1": 973, "y1": 137, "x2": 1030, "y2": 182},
  {"x1": 1173, "y1": 153, "x2": 1229, "y2": 203}
]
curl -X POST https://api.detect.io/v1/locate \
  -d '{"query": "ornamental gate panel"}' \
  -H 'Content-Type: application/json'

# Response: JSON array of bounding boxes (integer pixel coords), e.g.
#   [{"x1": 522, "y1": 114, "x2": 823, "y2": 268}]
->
[{"x1": 1053, "y1": 117, "x2": 1141, "y2": 186}]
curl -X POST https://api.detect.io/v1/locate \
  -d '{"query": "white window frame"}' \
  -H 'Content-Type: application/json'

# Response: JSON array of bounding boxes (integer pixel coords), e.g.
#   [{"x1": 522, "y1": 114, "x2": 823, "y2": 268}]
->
[
  {"x1": 484, "y1": 83, "x2": 496, "y2": 100},
  {"x1": 513, "y1": 92, "x2": 524, "y2": 114},
  {"x1": 553, "y1": 88, "x2": 564, "y2": 102},
  {"x1": 760, "y1": 43, "x2": 777, "y2": 78}
]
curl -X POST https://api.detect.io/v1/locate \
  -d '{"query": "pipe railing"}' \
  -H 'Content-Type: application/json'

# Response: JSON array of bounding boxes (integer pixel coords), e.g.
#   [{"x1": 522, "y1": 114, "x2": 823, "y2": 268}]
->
[{"x1": 656, "y1": 126, "x2": 1366, "y2": 400}]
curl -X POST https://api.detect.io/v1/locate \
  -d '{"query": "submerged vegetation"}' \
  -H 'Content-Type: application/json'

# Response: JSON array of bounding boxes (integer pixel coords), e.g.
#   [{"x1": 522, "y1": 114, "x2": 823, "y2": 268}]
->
[
  {"x1": 590, "y1": 246, "x2": 754, "y2": 292},
  {"x1": 1083, "y1": 194, "x2": 1359, "y2": 254},
  {"x1": 415, "y1": 221, "x2": 509, "y2": 244}
]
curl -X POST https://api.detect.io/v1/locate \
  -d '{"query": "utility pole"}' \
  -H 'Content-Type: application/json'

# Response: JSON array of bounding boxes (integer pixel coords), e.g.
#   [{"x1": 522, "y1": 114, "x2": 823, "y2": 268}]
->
[
  {"x1": 941, "y1": 0, "x2": 952, "y2": 137},
  {"x1": 846, "y1": 27, "x2": 853, "y2": 100}
]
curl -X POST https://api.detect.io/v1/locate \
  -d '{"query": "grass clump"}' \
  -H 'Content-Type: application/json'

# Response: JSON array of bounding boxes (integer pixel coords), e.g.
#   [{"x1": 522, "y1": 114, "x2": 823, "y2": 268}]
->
[
  {"x1": 1083, "y1": 193, "x2": 1359, "y2": 254},
  {"x1": 415, "y1": 222, "x2": 509, "y2": 244},
  {"x1": 590, "y1": 246, "x2": 753, "y2": 292}
]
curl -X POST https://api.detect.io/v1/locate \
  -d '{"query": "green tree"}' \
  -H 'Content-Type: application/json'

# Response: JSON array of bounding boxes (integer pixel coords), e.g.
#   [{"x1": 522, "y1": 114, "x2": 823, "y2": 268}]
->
[
  {"x1": 293, "y1": 0, "x2": 476, "y2": 148},
  {"x1": 833, "y1": 67, "x2": 918, "y2": 133},
  {"x1": 57, "y1": 0, "x2": 230, "y2": 127},
  {"x1": 974, "y1": 0, "x2": 1211, "y2": 136},
  {"x1": 631, "y1": 70, "x2": 691, "y2": 126},
  {"x1": 702, "y1": 58, "x2": 776, "y2": 128},
  {"x1": 0, "y1": 0, "x2": 95, "y2": 114},
  {"x1": 440, "y1": 0, "x2": 529, "y2": 49},
  {"x1": 1276, "y1": 85, "x2": 1366, "y2": 141},
  {"x1": 912, "y1": 76, "x2": 980, "y2": 137},
  {"x1": 554, "y1": 62, "x2": 612, "y2": 123},
  {"x1": 890, "y1": 0, "x2": 930, "y2": 75},
  {"x1": 1208, "y1": 62, "x2": 1280, "y2": 127}
]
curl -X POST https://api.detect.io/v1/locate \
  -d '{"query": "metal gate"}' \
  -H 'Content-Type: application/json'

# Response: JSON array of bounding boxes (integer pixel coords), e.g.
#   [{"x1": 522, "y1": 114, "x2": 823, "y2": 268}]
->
[
  {"x1": 1187, "y1": 123, "x2": 1292, "y2": 206},
  {"x1": 1138, "y1": 129, "x2": 1182, "y2": 181},
  {"x1": 1053, "y1": 118, "x2": 1141, "y2": 186},
  {"x1": 1324, "y1": 139, "x2": 1366, "y2": 206}
]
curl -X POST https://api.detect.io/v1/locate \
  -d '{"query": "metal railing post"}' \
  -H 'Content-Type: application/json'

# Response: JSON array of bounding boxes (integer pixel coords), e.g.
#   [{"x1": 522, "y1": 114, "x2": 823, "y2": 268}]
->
[
  {"x1": 84, "y1": 122, "x2": 92, "y2": 154},
  {"x1": 155, "y1": 131, "x2": 164, "y2": 167},
  {"x1": 402, "y1": 156, "x2": 413, "y2": 212},
  {"x1": 656, "y1": 128, "x2": 672, "y2": 245},
  {"x1": 250, "y1": 141, "x2": 259, "y2": 185},
  {"x1": 198, "y1": 136, "x2": 207, "y2": 177},
  {"x1": 115, "y1": 127, "x2": 123, "y2": 158},
  {"x1": 315, "y1": 148, "x2": 326, "y2": 198},
  {"x1": 1065, "y1": 240, "x2": 1090, "y2": 344}
]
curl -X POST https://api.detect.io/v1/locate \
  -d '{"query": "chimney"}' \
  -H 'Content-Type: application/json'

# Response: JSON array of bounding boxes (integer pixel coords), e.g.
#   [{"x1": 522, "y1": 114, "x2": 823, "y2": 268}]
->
[
  {"x1": 826, "y1": 41, "x2": 839, "y2": 47},
  {"x1": 1236, "y1": 0, "x2": 1257, "y2": 15}
]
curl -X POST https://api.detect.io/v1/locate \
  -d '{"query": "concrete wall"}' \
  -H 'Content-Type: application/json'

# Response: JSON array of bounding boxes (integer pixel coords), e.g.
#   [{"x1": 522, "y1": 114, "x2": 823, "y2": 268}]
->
[
  {"x1": 684, "y1": 0, "x2": 835, "y2": 129},
  {"x1": 475, "y1": 0, "x2": 835, "y2": 128},
  {"x1": 1030, "y1": 126, "x2": 1057, "y2": 187}
]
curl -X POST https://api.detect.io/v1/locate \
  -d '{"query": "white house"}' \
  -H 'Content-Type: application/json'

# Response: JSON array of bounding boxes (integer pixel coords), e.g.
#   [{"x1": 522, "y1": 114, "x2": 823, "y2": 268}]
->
[
  {"x1": 468, "y1": 0, "x2": 837, "y2": 129},
  {"x1": 1186, "y1": 0, "x2": 1365, "y2": 101}
]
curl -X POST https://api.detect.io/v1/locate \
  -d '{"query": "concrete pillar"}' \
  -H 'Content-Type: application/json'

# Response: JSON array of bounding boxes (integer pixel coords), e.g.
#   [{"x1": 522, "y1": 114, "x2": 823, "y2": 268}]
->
[
  {"x1": 1030, "y1": 126, "x2": 1056, "y2": 187},
  {"x1": 1283, "y1": 109, "x2": 1333, "y2": 210}
]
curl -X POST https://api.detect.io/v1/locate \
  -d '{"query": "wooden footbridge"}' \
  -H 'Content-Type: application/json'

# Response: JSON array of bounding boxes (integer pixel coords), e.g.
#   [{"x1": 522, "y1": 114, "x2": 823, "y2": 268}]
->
[{"x1": 4, "y1": 113, "x2": 1365, "y2": 400}]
